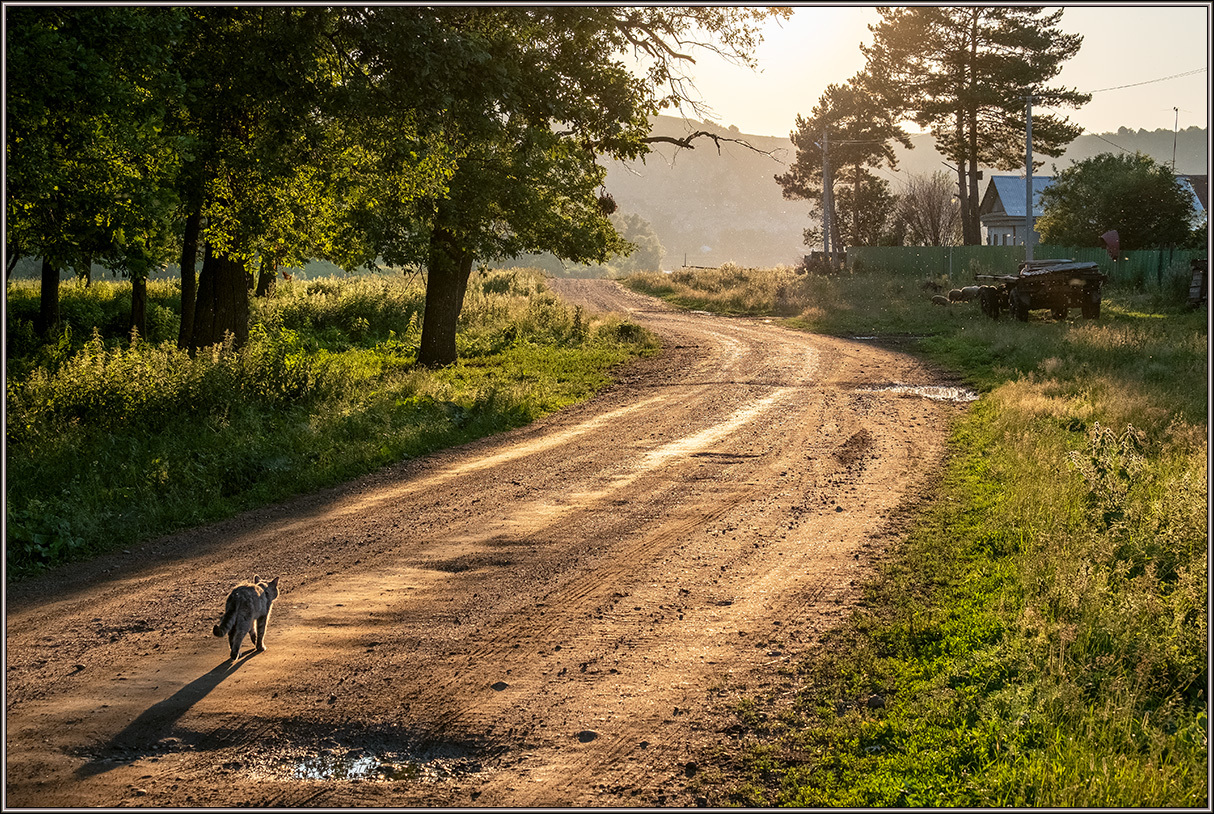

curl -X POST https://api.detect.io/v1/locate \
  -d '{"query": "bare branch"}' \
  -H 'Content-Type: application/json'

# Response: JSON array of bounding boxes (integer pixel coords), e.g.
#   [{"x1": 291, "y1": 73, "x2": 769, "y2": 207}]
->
[
  {"x1": 624, "y1": 20, "x2": 697, "y2": 64},
  {"x1": 642, "y1": 130, "x2": 783, "y2": 161}
]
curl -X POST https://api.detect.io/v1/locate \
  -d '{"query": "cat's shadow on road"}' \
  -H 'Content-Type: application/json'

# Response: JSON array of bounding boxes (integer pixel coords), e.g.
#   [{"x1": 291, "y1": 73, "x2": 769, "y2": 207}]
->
[{"x1": 74, "y1": 650, "x2": 258, "y2": 779}]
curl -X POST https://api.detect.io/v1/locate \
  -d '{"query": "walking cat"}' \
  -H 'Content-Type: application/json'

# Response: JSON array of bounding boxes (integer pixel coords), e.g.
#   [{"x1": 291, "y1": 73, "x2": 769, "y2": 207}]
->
[{"x1": 212, "y1": 575, "x2": 280, "y2": 661}]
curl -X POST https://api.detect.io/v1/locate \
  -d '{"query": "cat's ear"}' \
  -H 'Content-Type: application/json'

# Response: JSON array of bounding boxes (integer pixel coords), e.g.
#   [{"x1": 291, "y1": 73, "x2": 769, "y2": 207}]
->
[
  {"x1": 268, "y1": 577, "x2": 279, "y2": 587},
  {"x1": 253, "y1": 575, "x2": 260, "y2": 584}
]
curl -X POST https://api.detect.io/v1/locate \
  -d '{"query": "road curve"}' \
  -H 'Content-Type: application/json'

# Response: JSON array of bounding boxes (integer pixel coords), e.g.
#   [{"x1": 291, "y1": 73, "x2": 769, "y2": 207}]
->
[{"x1": 5, "y1": 279, "x2": 966, "y2": 807}]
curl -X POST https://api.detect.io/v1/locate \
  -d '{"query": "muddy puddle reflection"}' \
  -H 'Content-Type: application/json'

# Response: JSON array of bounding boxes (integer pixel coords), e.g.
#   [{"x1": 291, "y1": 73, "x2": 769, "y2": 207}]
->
[
  {"x1": 289, "y1": 747, "x2": 484, "y2": 782},
  {"x1": 244, "y1": 735, "x2": 491, "y2": 784},
  {"x1": 857, "y1": 382, "x2": 979, "y2": 403}
]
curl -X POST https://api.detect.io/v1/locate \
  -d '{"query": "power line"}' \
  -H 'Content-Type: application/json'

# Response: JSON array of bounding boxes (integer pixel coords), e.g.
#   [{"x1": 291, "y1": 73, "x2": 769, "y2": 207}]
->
[
  {"x1": 1081, "y1": 131, "x2": 1133, "y2": 154},
  {"x1": 1087, "y1": 67, "x2": 1206, "y2": 94}
]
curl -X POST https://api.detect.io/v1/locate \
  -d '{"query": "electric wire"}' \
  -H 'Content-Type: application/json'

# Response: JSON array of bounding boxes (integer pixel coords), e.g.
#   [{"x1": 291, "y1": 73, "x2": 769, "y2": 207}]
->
[{"x1": 1086, "y1": 67, "x2": 1206, "y2": 94}]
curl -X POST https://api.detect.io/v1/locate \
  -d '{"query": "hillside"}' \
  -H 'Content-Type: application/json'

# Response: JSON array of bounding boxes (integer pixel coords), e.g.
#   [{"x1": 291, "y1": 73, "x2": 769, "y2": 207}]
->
[
  {"x1": 602, "y1": 115, "x2": 1209, "y2": 269},
  {"x1": 601, "y1": 117, "x2": 809, "y2": 269}
]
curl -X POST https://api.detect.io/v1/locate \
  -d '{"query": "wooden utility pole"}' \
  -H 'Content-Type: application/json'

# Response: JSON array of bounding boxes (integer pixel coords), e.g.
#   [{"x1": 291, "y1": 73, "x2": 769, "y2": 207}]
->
[
  {"x1": 818, "y1": 130, "x2": 831, "y2": 260},
  {"x1": 816, "y1": 129, "x2": 837, "y2": 266},
  {"x1": 1172, "y1": 107, "x2": 1179, "y2": 172},
  {"x1": 1024, "y1": 91, "x2": 1035, "y2": 262}
]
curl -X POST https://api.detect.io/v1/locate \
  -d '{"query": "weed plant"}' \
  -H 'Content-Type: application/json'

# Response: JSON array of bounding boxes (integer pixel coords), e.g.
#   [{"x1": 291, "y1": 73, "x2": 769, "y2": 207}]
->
[
  {"x1": 6, "y1": 269, "x2": 655, "y2": 579},
  {"x1": 624, "y1": 265, "x2": 1208, "y2": 807}
]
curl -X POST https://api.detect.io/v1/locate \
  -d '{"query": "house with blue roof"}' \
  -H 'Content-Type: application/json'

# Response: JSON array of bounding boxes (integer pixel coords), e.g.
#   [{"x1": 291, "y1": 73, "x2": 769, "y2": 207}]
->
[
  {"x1": 979, "y1": 173, "x2": 1208, "y2": 247},
  {"x1": 978, "y1": 175, "x2": 1052, "y2": 247}
]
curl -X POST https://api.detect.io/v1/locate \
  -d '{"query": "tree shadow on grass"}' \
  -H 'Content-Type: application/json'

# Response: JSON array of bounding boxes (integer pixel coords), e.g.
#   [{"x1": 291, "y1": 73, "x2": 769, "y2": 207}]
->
[{"x1": 74, "y1": 650, "x2": 258, "y2": 779}]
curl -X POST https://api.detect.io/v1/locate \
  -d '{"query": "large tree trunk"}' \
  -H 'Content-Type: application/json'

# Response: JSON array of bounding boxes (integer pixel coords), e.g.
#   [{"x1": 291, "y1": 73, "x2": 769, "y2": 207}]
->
[
  {"x1": 418, "y1": 219, "x2": 474, "y2": 368},
  {"x1": 959, "y1": 159, "x2": 979, "y2": 245},
  {"x1": 962, "y1": 12, "x2": 982, "y2": 246},
  {"x1": 35, "y1": 257, "x2": 60, "y2": 336},
  {"x1": 965, "y1": 108, "x2": 982, "y2": 244},
  {"x1": 953, "y1": 106, "x2": 980, "y2": 246},
  {"x1": 254, "y1": 256, "x2": 277, "y2": 298},
  {"x1": 966, "y1": 163, "x2": 982, "y2": 245},
  {"x1": 6, "y1": 244, "x2": 19, "y2": 280},
  {"x1": 191, "y1": 244, "x2": 250, "y2": 351},
  {"x1": 955, "y1": 161, "x2": 974, "y2": 246},
  {"x1": 177, "y1": 208, "x2": 201, "y2": 350},
  {"x1": 130, "y1": 274, "x2": 147, "y2": 338}
]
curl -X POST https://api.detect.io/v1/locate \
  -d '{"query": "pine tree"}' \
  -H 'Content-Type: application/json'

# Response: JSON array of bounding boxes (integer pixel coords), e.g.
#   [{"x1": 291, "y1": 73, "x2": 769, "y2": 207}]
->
[
  {"x1": 862, "y1": 7, "x2": 1090, "y2": 244},
  {"x1": 776, "y1": 74, "x2": 910, "y2": 252}
]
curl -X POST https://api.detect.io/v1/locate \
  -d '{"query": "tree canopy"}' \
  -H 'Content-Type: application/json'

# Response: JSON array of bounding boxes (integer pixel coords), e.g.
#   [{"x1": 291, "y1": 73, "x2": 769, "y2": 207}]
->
[
  {"x1": 1036, "y1": 153, "x2": 1199, "y2": 250},
  {"x1": 776, "y1": 73, "x2": 909, "y2": 252},
  {"x1": 862, "y1": 6, "x2": 1090, "y2": 244},
  {"x1": 6, "y1": 6, "x2": 186, "y2": 280},
  {"x1": 6, "y1": 5, "x2": 787, "y2": 361}
]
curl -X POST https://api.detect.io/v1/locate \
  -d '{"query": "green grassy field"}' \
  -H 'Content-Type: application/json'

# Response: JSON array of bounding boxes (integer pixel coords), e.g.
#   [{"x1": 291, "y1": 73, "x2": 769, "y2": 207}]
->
[
  {"x1": 625, "y1": 264, "x2": 1208, "y2": 807},
  {"x1": 5, "y1": 269, "x2": 656, "y2": 580}
]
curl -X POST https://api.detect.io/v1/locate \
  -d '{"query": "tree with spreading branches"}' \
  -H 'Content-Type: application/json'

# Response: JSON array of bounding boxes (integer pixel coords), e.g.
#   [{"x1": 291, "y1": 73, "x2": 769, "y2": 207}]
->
[
  {"x1": 1036, "y1": 152, "x2": 1197, "y2": 250},
  {"x1": 331, "y1": 6, "x2": 789, "y2": 366},
  {"x1": 6, "y1": 6, "x2": 186, "y2": 336},
  {"x1": 7, "y1": 6, "x2": 789, "y2": 364}
]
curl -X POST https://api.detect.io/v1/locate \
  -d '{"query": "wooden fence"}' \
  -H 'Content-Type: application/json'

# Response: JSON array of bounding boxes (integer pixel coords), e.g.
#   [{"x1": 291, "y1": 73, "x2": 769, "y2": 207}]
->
[{"x1": 846, "y1": 244, "x2": 1204, "y2": 289}]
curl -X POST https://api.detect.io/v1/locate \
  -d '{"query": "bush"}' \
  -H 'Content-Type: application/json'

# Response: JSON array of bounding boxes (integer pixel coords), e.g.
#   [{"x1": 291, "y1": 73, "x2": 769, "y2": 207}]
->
[{"x1": 5, "y1": 269, "x2": 656, "y2": 579}]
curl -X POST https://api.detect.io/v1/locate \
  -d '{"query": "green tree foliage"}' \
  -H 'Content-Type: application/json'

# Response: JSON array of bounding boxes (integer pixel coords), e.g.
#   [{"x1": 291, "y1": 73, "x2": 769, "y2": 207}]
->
[
  {"x1": 518, "y1": 212, "x2": 667, "y2": 277},
  {"x1": 7, "y1": 6, "x2": 785, "y2": 363},
  {"x1": 777, "y1": 74, "x2": 910, "y2": 252},
  {"x1": 329, "y1": 6, "x2": 785, "y2": 366},
  {"x1": 172, "y1": 7, "x2": 346, "y2": 350},
  {"x1": 1036, "y1": 153, "x2": 1197, "y2": 250},
  {"x1": 5, "y1": 6, "x2": 187, "y2": 333},
  {"x1": 612, "y1": 213, "x2": 667, "y2": 274},
  {"x1": 830, "y1": 170, "x2": 898, "y2": 248},
  {"x1": 863, "y1": 7, "x2": 1090, "y2": 244}
]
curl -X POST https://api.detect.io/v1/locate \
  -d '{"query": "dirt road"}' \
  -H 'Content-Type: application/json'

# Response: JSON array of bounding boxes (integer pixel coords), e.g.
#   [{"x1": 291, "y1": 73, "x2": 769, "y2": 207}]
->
[{"x1": 5, "y1": 280, "x2": 968, "y2": 807}]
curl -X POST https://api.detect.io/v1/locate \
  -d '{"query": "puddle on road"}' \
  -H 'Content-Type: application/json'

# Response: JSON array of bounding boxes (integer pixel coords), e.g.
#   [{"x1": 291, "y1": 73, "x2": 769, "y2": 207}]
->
[
  {"x1": 290, "y1": 748, "x2": 483, "y2": 782},
  {"x1": 294, "y1": 752, "x2": 380, "y2": 780},
  {"x1": 857, "y1": 383, "x2": 979, "y2": 403},
  {"x1": 243, "y1": 737, "x2": 491, "y2": 784}
]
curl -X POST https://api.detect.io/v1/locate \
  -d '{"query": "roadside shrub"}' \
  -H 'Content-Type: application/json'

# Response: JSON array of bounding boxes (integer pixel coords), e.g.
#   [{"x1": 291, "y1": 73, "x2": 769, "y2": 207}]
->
[{"x1": 6, "y1": 270, "x2": 655, "y2": 579}]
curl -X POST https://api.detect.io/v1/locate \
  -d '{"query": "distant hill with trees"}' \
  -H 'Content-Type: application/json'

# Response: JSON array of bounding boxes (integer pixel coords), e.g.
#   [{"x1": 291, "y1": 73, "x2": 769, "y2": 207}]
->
[{"x1": 600, "y1": 115, "x2": 1208, "y2": 269}]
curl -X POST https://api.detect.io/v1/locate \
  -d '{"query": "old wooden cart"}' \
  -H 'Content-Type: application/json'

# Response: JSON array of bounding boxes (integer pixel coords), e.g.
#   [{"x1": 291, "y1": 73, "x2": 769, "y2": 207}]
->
[{"x1": 975, "y1": 259, "x2": 1107, "y2": 321}]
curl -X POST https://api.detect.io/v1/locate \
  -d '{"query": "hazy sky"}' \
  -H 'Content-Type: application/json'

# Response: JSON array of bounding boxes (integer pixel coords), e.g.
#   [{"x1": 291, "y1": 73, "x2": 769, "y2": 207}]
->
[{"x1": 677, "y1": 4, "x2": 1210, "y2": 138}]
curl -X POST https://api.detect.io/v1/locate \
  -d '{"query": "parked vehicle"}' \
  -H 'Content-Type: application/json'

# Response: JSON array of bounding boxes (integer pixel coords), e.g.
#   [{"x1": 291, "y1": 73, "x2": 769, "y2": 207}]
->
[{"x1": 975, "y1": 259, "x2": 1107, "y2": 321}]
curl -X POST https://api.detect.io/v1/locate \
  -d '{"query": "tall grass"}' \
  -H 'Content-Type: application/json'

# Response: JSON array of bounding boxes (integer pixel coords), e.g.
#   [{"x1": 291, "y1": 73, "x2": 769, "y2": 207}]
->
[
  {"x1": 5, "y1": 269, "x2": 655, "y2": 579},
  {"x1": 627, "y1": 263, "x2": 808, "y2": 316},
  {"x1": 625, "y1": 265, "x2": 1208, "y2": 807}
]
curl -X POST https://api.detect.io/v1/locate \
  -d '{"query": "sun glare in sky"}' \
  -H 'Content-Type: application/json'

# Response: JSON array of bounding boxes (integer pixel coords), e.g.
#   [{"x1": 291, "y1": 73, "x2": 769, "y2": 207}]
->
[{"x1": 681, "y1": 5, "x2": 1210, "y2": 139}]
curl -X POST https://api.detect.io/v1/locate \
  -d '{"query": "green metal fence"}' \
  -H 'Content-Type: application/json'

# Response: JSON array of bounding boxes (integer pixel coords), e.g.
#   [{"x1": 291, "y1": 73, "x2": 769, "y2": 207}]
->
[{"x1": 846, "y1": 244, "x2": 1204, "y2": 290}]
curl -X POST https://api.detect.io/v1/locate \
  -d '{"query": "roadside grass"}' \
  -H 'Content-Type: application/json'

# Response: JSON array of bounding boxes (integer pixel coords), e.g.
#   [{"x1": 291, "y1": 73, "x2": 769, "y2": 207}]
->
[
  {"x1": 623, "y1": 265, "x2": 1208, "y2": 807},
  {"x1": 5, "y1": 268, "x2": 656, "y2": 580},
  {"x1": 626, "y1": 263, "x2": 806, "y2": 316}
]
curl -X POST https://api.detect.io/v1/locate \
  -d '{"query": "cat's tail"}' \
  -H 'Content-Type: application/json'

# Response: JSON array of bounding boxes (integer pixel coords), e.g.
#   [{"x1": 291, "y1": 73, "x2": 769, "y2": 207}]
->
[{"x1": 213, "y1": 606, "x2": 236, "y2": 638}]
